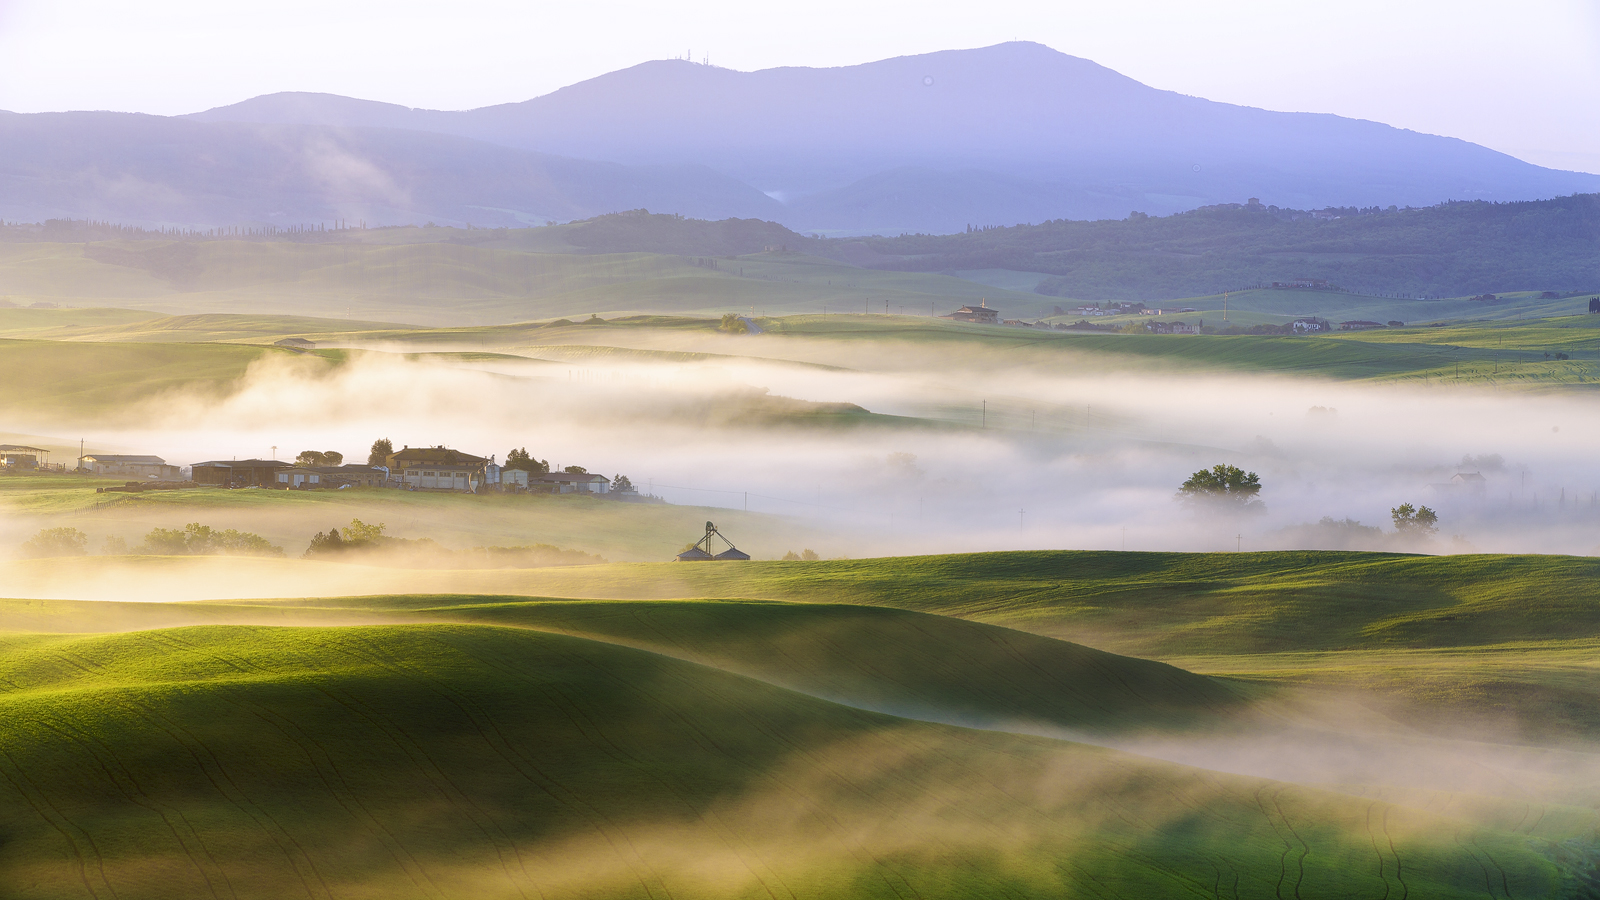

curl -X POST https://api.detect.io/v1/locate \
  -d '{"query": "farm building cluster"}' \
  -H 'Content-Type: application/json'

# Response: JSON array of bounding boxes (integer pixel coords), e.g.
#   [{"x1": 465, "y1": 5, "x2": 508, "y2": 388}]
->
[{"x1": 3, "y1": 444, "x2": 631, "y2": 497}]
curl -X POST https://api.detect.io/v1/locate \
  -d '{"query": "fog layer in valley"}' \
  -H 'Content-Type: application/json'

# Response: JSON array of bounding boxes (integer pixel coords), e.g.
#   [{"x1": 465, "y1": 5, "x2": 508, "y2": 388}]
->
[{"x1": 8, "y1": 338, "x2": 1597, "y2": 560}]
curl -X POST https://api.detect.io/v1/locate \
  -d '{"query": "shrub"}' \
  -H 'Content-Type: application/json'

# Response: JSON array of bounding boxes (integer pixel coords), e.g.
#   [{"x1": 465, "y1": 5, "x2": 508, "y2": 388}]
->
[
  {"x1": 20, "y1": 527, "x2": 89, "y2": 558},
  {"x1": 141, "y1": 523, "x2": 284, "y2": 557}
]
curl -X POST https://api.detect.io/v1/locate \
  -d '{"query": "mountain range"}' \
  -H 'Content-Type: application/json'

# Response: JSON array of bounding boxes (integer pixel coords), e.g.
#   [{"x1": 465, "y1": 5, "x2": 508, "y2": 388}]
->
[{"x1": 3, "y1": 42, "x2": 1595, "y2": 235}]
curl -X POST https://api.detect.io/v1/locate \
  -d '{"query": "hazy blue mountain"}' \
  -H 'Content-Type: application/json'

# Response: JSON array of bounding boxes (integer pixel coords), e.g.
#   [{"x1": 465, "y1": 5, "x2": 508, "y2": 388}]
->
[
  {"x1": 192, "y1": 42, "x2": 1600, "y2": 233},
  {"x1": 0, "y1": 112, "x2": 780, "y2": 229}
]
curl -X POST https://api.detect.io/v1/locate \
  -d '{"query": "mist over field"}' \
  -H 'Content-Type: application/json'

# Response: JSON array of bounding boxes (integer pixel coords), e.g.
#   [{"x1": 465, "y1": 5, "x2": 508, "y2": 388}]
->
[
  {"x1": 4, "y1": 9, "x2": 1600, "y2": 896},
  {"x1": 9, "y1": 340, "x2": 1596, "y2": 561}
]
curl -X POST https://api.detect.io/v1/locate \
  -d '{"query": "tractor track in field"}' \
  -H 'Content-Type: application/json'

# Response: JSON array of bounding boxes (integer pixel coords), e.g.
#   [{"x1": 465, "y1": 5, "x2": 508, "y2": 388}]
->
[
  {"x1": 150, "y1": 630, "x2": 444, "y2": 899},
  {"x1": 1382, "y1": 807, "x2": 1409, "y2": 900},
  {"x1": 290, "y1": 640, "x2": 546, "y2": 900},
  {"x1": 137, "y1": 632, "x2": 331, "y2": 900},
  {"x1": 1270, "y1": 791, "x2": 1310, "y2": 900},
  {"x1": 1253, "y1": 787, "x2": 1293, "y2": 899},
  {"x1": 0, "y1": 742, "x2": 114, "y2": 900},
  {"x1": 1365, "y1": 803, "x2": 1392, "y2": 900},
  {"x1": 40, "y1": 717, "x2": 233, "y2": 900}
]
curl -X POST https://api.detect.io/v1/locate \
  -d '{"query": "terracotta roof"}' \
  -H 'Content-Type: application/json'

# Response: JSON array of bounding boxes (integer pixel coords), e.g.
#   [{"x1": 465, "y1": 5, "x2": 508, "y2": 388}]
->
[{"x1": 389, "y1": 447, "x2": 489, "y2": 466}]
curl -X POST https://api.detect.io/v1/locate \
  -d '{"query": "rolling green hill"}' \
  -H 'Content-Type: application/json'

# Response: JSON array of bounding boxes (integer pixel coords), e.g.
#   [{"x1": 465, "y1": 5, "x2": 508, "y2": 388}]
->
[{"x1": 0, "y1": 618, "x2": 1582, "y2": 898}]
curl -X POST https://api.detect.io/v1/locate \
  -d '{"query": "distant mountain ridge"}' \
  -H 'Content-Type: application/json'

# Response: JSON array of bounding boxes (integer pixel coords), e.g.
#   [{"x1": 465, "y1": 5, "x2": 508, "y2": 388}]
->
[
  {"x1": 3, "y1": 42, "x2": 1595, "y2": 235},
  {"x1": 189, "y1": 42, "x2": 1600, "y2": 232},
  {"x1": 0, "y1": 111, "x2": 781, "y2": 229}
]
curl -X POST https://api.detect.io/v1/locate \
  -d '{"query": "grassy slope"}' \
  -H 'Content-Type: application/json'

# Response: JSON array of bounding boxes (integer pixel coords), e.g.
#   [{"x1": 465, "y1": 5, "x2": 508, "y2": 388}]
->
[
  {"x1": 0, "y1": 240, "x2": 1045, "y2": 324},
  {"x1": 0, "y1": 478, "x2": 821, "y2": 563},
  {"x1": 277, "y1": 597, "x2": 1252, "y2": 736},
  {"x1": 8, "y1": 301, "x2": 1600, "y2": 400},
  {"x1": 393, "y1": 550, "x2": 1600, "y2": 654},
  {"x1": 0, "y1": 338, "x2": 306, "y2": 415},
  {"x1": 0, "y1": 622, "x2": 1571, "y2": 899}
]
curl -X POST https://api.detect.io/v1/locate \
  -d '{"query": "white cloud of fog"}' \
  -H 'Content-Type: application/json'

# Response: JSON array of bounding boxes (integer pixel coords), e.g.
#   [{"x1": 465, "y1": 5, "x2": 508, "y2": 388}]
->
[{"x1": 10, "y1": 343, "x2": 1598, "y2": 559}]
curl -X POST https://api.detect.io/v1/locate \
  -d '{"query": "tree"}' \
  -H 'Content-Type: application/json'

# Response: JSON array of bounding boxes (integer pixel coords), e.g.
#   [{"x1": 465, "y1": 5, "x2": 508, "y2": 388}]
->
[
  {"x1": 719, "y1": 313, "x2": 749, "y2": 334},
  {"x1": 1177, "y1": 464, "x2": 1262, "y2": 508},
  {"x1": 303, "y1": 519, "x2": 386, "y2": 558},
  {"x1": 295, "y1": 450, "x2": 343, "y2": 467},
  {"x1": 563, "y1": 465, "x2": 588, "y2": 475},
  {"x1": 1391, "y1": 503, "x2": 1439, "y2": 535},
  {"x1": 505, "y1": 447, "x2": 549, "y2": 474},
  {"x1": 140, "y1": 523, "x2": 282, "y2": 557},
  {"x1": 305, "y1": 524, "x2": 345, "y2": 556},
  {"x1": 612, "y1": 474, "x2": 635, "y2": 493},
  {"x1": 342, "y1": 519, "x2": 386, "y2": 546},
  {"x1": 368, "y1": 438, "x2": 393, "y2": 466},
  {"x1": 20, "y1": 527, "x2": 88, "y2": 558}
]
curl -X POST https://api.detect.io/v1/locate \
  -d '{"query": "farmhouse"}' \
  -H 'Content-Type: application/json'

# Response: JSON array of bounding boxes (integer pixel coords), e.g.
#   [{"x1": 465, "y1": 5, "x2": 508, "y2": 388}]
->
[
  {"x1": 272, "y1": 466, "x2": 326, "y2": 488},
  {"x1": 1291, "y1": 318, "x2": 1329, "y2": 333},
  {"x1": 538, "y1": 471, "x2": 611, "y2": 494},
  {"x1": 191, "y1": 459, "x2": 290, "y2": 487},
  {"x1": 942, "y1": 300, "x2": 1000, "y2": 324},
  {"x1": 1147, "y1": 321, "x2": 1196, "y2": 335},
  {"x1": 0, "y1": 445, "x2": 46, "y2": 469},
  {"x1": 321, "y1": 464, "x2": 389, "y2": 487},
  {"x1": 79, "y1": 454, "x2": 182, "y2": 479},
  {"x1": 386, "y1": 446, "x2": 489, "y2": 492}
]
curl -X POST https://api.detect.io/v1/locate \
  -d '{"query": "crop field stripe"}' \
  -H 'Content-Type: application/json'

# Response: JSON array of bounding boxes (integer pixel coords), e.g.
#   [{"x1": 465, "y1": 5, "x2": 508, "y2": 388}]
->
[
  {"x1": 422, "y1": 626, "x2": 815, "y2": 899},
  {"x1": 41, "y1": 714, "x2": 232, "y2": 900},
  {"x1": 0, "y1": 743, "x2": 109, "y2": 899},
  {"x1": 294, "y1": 634, "x2": 539, "y2": 900},
  {"x1": 139, "y1": 629, "x2": 445, "y2": 896},
  {"x1": 106, "y1": 687, "x2": 330, "y2": 900}
]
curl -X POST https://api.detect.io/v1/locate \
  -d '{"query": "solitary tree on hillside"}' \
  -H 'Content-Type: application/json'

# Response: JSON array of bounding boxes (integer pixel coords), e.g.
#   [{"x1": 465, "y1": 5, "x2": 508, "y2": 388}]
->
[
  {"x1": 1391, "y1": 503, "x2": 1439, "y2": 536},
  {"x1": 1177, "y1": 464, "x2": 1263, "y2": 510},
  {"x1": 368, "y1": 438, "x2": 393, "y2": 466}
]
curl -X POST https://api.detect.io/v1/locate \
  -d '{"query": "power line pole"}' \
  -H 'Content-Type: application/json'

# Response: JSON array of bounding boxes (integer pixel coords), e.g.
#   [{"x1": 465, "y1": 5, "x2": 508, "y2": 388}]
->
[{"x1": 1236, "y1": 533, "x2": 1242, "y2": 552}]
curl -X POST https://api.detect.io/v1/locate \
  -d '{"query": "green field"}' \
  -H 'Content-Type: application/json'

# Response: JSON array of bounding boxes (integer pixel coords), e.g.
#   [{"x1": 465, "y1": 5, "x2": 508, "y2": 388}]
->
[
  {"x1": 3, "y1": 548, "x2": 1600, "y2": 897},
  {"x1": 0, "y1": 240, "x2": 1045, "y2": 324}
]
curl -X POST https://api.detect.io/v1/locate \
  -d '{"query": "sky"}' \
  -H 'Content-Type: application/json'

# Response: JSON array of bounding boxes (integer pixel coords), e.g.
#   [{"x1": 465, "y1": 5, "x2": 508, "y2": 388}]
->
[{"x1": 0, "y1": 0, "x2": 1596, "y2": 174}]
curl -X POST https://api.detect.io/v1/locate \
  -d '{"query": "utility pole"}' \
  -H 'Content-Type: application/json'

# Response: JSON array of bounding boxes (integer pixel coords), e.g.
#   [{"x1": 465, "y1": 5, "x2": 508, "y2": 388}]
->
[
  {"x1": 271, "y1": 445, "x2": 277, "y2": 460},
  {"x1": 1019, "y1": 509, "x2": 1025, "y2": 531},
  {"x1": 981, "y1": 400, "x2": 986, "y2": 429},
  {"x1": 1236, "y1": 534, "x2": 1242, "y2": 552}
]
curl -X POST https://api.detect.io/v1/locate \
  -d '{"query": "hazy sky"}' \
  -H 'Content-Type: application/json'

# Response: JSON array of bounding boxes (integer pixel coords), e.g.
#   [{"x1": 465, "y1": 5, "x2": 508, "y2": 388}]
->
[{"x1": 1, "y1": 0, "x2": 1596, "y2": 174}]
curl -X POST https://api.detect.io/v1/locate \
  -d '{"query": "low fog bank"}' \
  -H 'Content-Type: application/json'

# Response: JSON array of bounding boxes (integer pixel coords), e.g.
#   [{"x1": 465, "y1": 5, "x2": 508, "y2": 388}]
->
[{"x1": 10, "y1": 346, "x2": 1600, "y2": 559}]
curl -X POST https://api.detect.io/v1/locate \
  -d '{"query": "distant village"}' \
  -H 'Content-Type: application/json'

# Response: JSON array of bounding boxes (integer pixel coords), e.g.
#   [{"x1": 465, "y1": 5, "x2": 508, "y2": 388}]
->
[
  {"x1": 0, "y1": 441, "x2": 644, "y2": 498},
  {"x1": 942, "y1": 299, "x2": 1398, "y2": 335}
]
